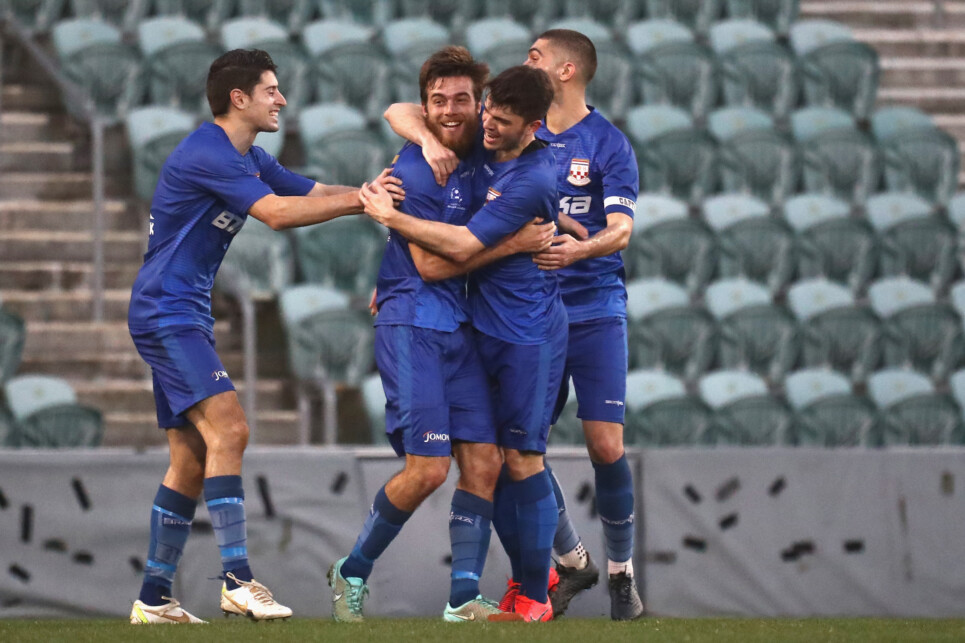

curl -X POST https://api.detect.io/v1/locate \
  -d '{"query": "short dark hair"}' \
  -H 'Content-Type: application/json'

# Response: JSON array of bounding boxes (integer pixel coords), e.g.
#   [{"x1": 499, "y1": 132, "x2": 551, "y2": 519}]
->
[
  {"x1": 485, "y1": 65, "x2": 553, "y2": 124},
  {"x1": 419, "y1": 46, "x2": 489, "y2": 105},
  {"x1": 207, "y1": 49, "x2": 278, "y2": 117},
  {"x1": 536, "y1": 29, "x2": 597, "y2": 84}
]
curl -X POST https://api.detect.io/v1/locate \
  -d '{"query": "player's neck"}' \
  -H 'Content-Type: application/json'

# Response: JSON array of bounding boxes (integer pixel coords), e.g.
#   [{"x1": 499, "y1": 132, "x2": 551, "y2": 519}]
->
[
  {"x1": 494, "y1": 133, "x2": 535, "y2": 163},
  {"x1": 213, "y1": 116, "x2": 257, "y2": 156},
  {"x1": 545, "y1": 88, "x2": 591, "y2": 135}
]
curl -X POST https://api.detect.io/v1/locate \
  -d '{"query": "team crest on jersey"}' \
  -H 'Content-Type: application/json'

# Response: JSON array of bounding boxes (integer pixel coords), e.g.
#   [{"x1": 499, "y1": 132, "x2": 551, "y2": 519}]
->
[
  {"x1": 486, "y1": 187, "x2": 501, "y2": 202},
  {"x1": 567, "y1": 158, "x2": 590, "y2": 186}
]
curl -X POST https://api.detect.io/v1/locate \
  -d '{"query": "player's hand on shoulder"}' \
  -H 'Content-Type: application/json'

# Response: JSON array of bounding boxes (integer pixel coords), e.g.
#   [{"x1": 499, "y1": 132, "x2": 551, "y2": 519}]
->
[
  {"x1": 557, "y1": 212, "x2": 589, "y2": 240},
  {"x1": 423, "y1": 137, "x2": 458, "y2": 187},
  {"x1": 533, "y1": 233, "x2": 585, "y2": 270},
  {"x1": 359, "y1": 180, "x2": 397, "y2": 226},
  {"x1": 509, "y1": 218, "x2": 557, "y2": 254},
  {"x1": 373, "y1": 167, "x2": 405, "y2": 203}
]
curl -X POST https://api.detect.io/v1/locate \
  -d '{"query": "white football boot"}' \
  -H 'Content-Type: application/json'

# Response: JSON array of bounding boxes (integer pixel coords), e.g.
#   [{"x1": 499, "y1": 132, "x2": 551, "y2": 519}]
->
[
  {"x1": 220, "y1": 571, "x2": 293, "y2": 620},
  {"x1": 130, "y1": 597, "x2": 206, "y2": 624}
]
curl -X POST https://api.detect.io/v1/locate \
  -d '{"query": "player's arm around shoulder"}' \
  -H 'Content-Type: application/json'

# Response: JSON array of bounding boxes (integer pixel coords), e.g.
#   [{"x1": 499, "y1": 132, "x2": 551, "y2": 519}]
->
[{"x1": 383, "y1": 102, "x2": 457, "y2": 187}]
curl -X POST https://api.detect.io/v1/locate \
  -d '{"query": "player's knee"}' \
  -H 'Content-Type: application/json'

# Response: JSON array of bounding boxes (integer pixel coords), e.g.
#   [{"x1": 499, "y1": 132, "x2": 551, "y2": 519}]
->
[
  {"x1": 212, "y1": 420, "x2": 250, "y2": 455},
  {"x1": 586, "y1": 436, "x2": 624, "y2": 465},
  {"x1": 503, "y1": 450, "x2": 543, "y2": 480},
  {"x1": 407, "y1": 458, "x2": 450, "y2": 494}
]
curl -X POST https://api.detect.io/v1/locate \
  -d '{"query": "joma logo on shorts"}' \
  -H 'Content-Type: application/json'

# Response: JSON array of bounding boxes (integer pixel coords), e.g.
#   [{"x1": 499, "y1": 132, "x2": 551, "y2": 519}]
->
[
  {"x1": 605, "y1": 400, "x2": 624, "y2": 406},
  {"x1": 211, "y1": 370, "x2": 229, "y2": 381},
  {"x1": 423, "y1": 431, "x2": 450, "y2": 443}
]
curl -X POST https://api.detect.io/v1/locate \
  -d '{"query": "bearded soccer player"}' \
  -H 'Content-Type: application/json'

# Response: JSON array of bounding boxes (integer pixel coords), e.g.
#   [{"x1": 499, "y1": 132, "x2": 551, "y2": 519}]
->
[
  {"x1": 328, "y1": 48, "x2": 554, "y2": 623},
  {"x1": 127, "y1": 49, "x2": 402, "y2": 624},
  {"x1": 364, "y1": 65, "x2": 564, "y2": 623}
]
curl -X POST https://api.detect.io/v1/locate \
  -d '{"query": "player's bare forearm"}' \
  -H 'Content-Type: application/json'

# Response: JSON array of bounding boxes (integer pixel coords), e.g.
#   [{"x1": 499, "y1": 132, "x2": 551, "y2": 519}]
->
[
  {"x1": 249, "y1": 191, "x2": 363, "y2": 230},
  {"x1": 534, "y1": 212, "x2": 632, "y2": 269},
  {"x1": 308, "y1": 183, "x2": 358, "y2": 197},
  {"x1": 383, "y1": 103, "x2": 455, "y2": 186}
]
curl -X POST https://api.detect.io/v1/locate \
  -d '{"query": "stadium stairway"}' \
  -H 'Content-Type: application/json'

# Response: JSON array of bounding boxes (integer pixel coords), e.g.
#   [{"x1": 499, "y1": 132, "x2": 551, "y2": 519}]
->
[
  {"x1": 0, "y1": 39, "x2": 371, "y2": 448},
  {"x1": 802, "y1": 0, "x2": 965, "y2": 187}
]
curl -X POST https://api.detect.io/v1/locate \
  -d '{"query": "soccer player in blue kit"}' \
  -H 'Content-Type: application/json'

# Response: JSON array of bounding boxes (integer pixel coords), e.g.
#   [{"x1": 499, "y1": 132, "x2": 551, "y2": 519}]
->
[
  {"x1": 328, "y1": 49, "x2": 556, "y2": 623},
  {"x1": 363, "y1": 65, "x2": 565, "y2": 623},
  {"x1": 126, "y1": 49, "x2": 403, "y2": 624}
]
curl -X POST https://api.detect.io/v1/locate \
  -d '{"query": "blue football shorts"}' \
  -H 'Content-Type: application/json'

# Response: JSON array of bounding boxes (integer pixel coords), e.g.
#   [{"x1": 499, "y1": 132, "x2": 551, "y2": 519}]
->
[
  {"x1": 375, "y1": 324, "x2": 496, "y2": 458},
  {"x1": 475, "y1": 326, "x2": 568, "y2": 454},
  {"x1": 553, "y1": 316, "x2": 628, "y2": 426},
  {"x1": 130, "y1": 327, "x2": 236, "y2": 429}
]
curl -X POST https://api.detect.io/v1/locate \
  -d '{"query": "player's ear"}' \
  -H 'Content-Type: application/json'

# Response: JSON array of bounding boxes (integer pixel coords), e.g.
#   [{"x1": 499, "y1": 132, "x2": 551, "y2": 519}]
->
[
  {"x1": 229, "y1": 87, "x2": 249, "y2": 110},
  {"x1": 559, "y1": 61, "x2": 576, "y2": 83},
  {"x1": 528, "y1": 119, "x2": 542, "y2": 135}
]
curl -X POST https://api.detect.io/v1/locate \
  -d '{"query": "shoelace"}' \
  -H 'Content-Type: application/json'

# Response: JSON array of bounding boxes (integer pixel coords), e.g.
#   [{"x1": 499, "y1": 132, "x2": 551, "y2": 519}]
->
[
  {"x1": 158, "y1": 596, "x2": 182, "y2": 611},
  {"x1": 346, "y1": 581, "x2": 370, "y2": 613},
  {"x1": 226, "y1": 572, "x2": 279, "y2": 605},
  {"x1": 498, "y1": 580, "x2": 520, "y2": 611}
]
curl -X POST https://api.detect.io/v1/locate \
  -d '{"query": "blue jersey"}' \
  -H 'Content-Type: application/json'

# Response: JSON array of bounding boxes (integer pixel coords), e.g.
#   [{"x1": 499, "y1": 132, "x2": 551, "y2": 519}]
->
[
  {"x1": 537, "y1": 108, "x2": 638, "y2": 323},
  {"x1": 466, "y1": 141, "x2": 566, "y2": 345},
  {"x1": 128, "y1": 122, "x2": 315, "y2": 333},
  {"x1": 375, "y1": 141, "x2": 485, "y2": 331}
]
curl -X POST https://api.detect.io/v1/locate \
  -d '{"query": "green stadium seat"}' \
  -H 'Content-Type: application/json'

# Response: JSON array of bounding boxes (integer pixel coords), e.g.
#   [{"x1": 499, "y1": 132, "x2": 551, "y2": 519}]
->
[
  {"x1": 4, "y1": 0, "x2": 67, "y2": 35},
  {"x1": 152, "y1": 0, "x2": 235, "y2": 34},
  {"x1": 626, "y1": 18, "x2": 693, "y2": 56},
  {"x1": 871, "y1": 106, "x2": 935, "y2": 142},
  {"x1": 724, "y1": 0, "x2": 800, "y2": 38},
  {"x1": 51, "y1": 16, "x2": 120, "y2": 57},
  {"x1": 626, "y1": 278, "x2": 718, "y2": 383},
  {"x1": 791, "y1": 108, "x2": 879, "y2": 204},
  {"x1": 948, "y1": 368, "x2": 965, "y2": 420},
  {"x1": 11, "y1": 405, "x2": 104, "y2": 448},
  {"x1": 634, "y1": 37, "x2": 717, "y2": 123},
  {"x1": 293, "y1": 215, "x2": 386, "y2": 298},
  {"x1": 360, "y1": 371, "x2": 389, "y2": 445},
  {"x1": 0, "y1": 308, "x2": 26, "y2": 387},
  {"x1": 644, "y1": 0, "x2": 722, "y2": 38},
  {"x1": 483, "y1": 0, "x2": 560, "y2": 33},
  {"x1": 464, "y1": 17, "x2": 533, "y2": 75},
  {"x1": 397, "y1": 0, "x2": 481, "y2": 32},
  {"x1": 787, "y1": 278, "x2": 881, "y2": 384},
  {"x1": 706, "y1": 105, "x2": 774, "y2": 140},
  {"x1": 706, "y1": 277, "x2": 797, "y2": 384},
  {"x1": 237, "y1": 0, "x2": 316, "y2": 35},
  {"x1": 561, "y1": 0, "x2": 640, "y2": 35},
  {"x1": 707, "y1": 18, "x2": 774, "y2": 53},
  {"x1": 717, "y1": 39, "x2": 798, "y2": 122},
  {"x1": 879, "y1": 127, "x2": 960, "y2": 207},
  {"x1": 298, "y1": 103, "x2": 389, "y2": 185},
  {"x1": 125, "y1": 106, "x2": 197, "y2": 202},
  {"x1": 698, "y1": 370, "x2": 791, "y2": 445},
  {"x1": 867, "y1": 192, "x2": 957, "y2": 293},
  {"x1": 5, "y1": 375, "x2": 77, "y2": 420},
  {"x1": 217, "y1": 217, "x2": 295, "y2": 300},
  {"x1": 716, "y1": 125, "x2": 798, "y2": 207},
  {"x1": 789, "y1": 19, "x2": 853, "y2": 56},
  {"x1": 868, "y1": 368, "x2": 965, "y2": 445},
  {"x1": 869, "y1": 277, "x2": 965, "y2": 381},
  {"x1": 799, "y1": 40, "x2": 879, "y2": 121},
  {"x1": 138, "y1": 16, "x2": 224, "y2": 114},
  {"x1": 624, "y1": 369, "x2": 708, "y2": 446},
  {"x1": 317, "y1": 0, "x2": 394, "y2": 28},
  {"x1": 382, "y1": 18, "x2": 451, "y2": 103},
  {"x1": 548, "y1": 377, "x2": 582, "y2": 446},
  {"x1": 69, "y1": 0, "x2": 149, "y2": 35},
  {"x1": 784, "y1": 368, "x2": 878, "y2": 447}
]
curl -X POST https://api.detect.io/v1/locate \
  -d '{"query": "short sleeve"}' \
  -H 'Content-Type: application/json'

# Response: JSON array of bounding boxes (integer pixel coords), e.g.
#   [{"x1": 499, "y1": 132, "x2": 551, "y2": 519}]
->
[
  {"x1": 466, "y1": 180, "x2": 542, "y2": 247},
  {"x1": 179, "y1": 148, "x2": 273, "y2": 215},
  {"x1": 394, "y1": 145, "x2": 445, "y2": 223},
  {"x1": 253, "y1": 147, "x2": 316, "y2": 196},
  {"x1": 600, "y1": 132, "x2": 639, "y2": 219}
]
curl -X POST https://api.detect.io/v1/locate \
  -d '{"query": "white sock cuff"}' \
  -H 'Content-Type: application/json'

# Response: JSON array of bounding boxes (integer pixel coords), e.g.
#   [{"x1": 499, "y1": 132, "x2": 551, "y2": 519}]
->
[{"x1": 608, "y1": 558, "x2": 633, "y2": 577}]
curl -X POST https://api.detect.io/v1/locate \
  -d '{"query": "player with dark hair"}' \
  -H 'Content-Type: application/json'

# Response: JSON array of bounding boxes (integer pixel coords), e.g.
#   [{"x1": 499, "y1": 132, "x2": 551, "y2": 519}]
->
[
  {"x1": 328, "y1": 48, "x2": 555, "y2": 623},
  {"x1": 523, "y1": 28, "x2": 644, "y2": 621},
  {"x1": 127, "y1": 49, "x2": 402, "y2": 624},
  {"x1": 364, "y1": 65, "x2": 565, "y2": 623}
]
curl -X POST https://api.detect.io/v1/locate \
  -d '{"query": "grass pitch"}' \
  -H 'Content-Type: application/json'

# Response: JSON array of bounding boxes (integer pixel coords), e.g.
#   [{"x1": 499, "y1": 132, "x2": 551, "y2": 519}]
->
[{"x1": 2, "y1": 617, "x2": 965, "y2": 642}]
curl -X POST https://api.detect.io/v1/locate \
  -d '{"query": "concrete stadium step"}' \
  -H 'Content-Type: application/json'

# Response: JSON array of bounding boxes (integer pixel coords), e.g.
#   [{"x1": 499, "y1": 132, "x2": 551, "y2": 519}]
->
[
  {"x1": 74, "y1": 378, "x2": 294, "y2": 414},
  {"x1": 0, "y1": 289, "x2": 131, "y2": 321},
  {"x1": 0, "y1": 230, "x2": 145, "y2": 262},
  {"x1": 933, "y1": 114, "x2": 965, "y2": 140},
  {"x1": 876, "y1": 87, "x2": 965, "y2": 113},
  {"x1": 21, "y1": 321, "x2": 237, "y2": 358},
  {"x1": 1, "y1": 83, "x2": 63, "y2": 112},
  {"x1": 880, "y1": 57, "x2": 965, "y2": 86},
  {"x1": 0, "y1": 261, "x2": 140, "y2": 291},
  {"x1": 0, "y1": 141, "x2": 77, "y2": 172},
  {"x1": 0, "y1": 198, "x2": 138, "y2": 232},
  {"x1": 0, "y1": 111, "x2": 72, "y2": 142},
  {"x1": 855, "y1": 29, "x2": 965, "y2": 57},
  {"x1": 0, "y1": 171, "x2": 129, "y2": 201},
  {"x1": 102, "y1": 410, "x2": 302, "y2": 448},
  {"x1": 800, "y1": 1, "x2": 964, "y2": 29}
]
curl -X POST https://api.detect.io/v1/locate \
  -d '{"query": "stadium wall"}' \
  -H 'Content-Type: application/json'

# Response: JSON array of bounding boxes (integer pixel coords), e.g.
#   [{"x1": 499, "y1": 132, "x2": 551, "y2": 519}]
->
[{"x1": 0, "y1": 447, "x2": 962, "y2": 619}]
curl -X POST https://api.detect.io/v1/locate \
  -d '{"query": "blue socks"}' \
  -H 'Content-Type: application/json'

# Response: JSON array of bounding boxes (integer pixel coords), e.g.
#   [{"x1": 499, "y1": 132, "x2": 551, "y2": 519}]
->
[
  {"x1": 139, "y1": 485, "x2": 196, "y2": 606},
  {"x1": 594, "y1": 455, "x2": 635, "y2": 565},
  {"x1": 546, "y1": 462, "x2": 581, "y2": 556},
  {"x1": 492, "y1": 466, "x2": 522, "y2": 582},
  {"x1": 204, "y1": 475, "x2": 252, "y2": 591},
  {"x1": 448, "y1": 490, "x2": 493, "y2": 608},
  {"x1": 512, "y1": 469, "x2": 559, "y2": 601},
  {"x1": 341, "y1": 485, "x2": 412, "y2": 582}
]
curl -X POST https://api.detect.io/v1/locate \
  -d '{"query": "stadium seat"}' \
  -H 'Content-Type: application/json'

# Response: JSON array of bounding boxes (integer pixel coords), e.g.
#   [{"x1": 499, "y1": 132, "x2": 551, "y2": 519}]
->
[
  {"x1": 5, "y1": 375, "x2": 77, "y2": 420},
  {"x1": 791, "y1": 107, "x2": 880, "y2": 204},
  {"x1": 949, "y1": 369, "x2": 965, "y2": 419},
  {"x1": 279, "y1": 283, "x2": 375, "y2": 444},
  {"x1": 125, "y1": 106, "x2": 197, "y2": 202},
  {"x1": 799, "y1": 40, "x2": 879, "y2": 121},
  {"x1": 712, "y1": 112, "x2": 798, "y2": 206},
  {"x1": 783, "y1": 192, "x2": 878, "y2": 294},
  {"x1": 784, "y1": 368, "x2": 878, "y2": 446},
  {"x1": 293, "y1": 215, "x2": 386, "y2": 298},
  {"x1": 52, "y1": 18, "x2": 144, "y2": 124},
  {"x1": 867, "y1": 368, "x2": 965, "y2": 445},
  {"x1": 482, "y1": 0, "x2": 560, "y2": 32},
  {"x1": 382, "y1": 18, "x2": 451, "y2": 103},
  {"x1": 0, "y1": 401, "x2": 15, "y2": 447},
  {"x1": 547, "y1": 18, "x2": 633, "y2": 121},
  {"x1": 548, "y1": 377, "x2": 583, "y2": 446},
  {"x1": 707, "y1": 18, "x2": 774, "y2": 54},
  {"x1": 703, "y1": 193, "x2": 795, "y2": 294},
  {"x1": 949, "y1": 192, "x2": 965, "y2": 229},
  {"x1": 787, "y1": 278, "x2": 881, "y2": 384},
  {"x1": 869, "y1": 277, "x2": 965, "y2": 382},
  {"x1": 623, "y1": 369, "x2": 710, "y2": 446},
  {"x1": 705, "y1": 277, "x2": 797, "y2": 384},
  {"x1": 69, "y1": 0, "x2": 149, "y2": 35},
  {"x1": 236, "y1": 0, "x2": 316, "y2": 35},
  {"x1": 298, "y1": 103, "x2": 389, "y2": 185},
  {"x1": 625, "y1": 18, "x2": 693, "y2": 56},
  {"x1": 4, "y1": 0, "x2": 66, "y2": 35},
  {"x1": 879, "y1": 126, "x2": 960, "y2": 207},
  {"x1": 464, "y1": 17, "x2": 533, "y2": 75},
  {"x1": 633, "y1": 36, "x2": 718, "y2": 123},
  {"x1": 253, "y1": 120, "x2": 286, "y2": 158},
  {"x1": 623, "y1": 197, "x2": 718, "y2": 295},
  {"x1": 716, "y1": 36, "x2": 797, "y2": 122},
  {"x1": 724, "y1": 0, "x2": 800, "y2": 38},
  {"x1": 788, "y1": 19, "x2": 853, "y2": 56},
  {"x1": 871, "y1": 106, "x2": 935, "y2": 142},
  {"x1": 397, "y1": 0, "x2": 480, "y2": 32},
  {"x1": 560, "y1": 0, "x2": 640, "y2": 34},
  {"x1": 626, "y1": 106, "x2": 718, "y2": 205},
  {"x1": 302, "y1": 21, "x2": 388, "y2": 122},
  {"x1": 626, "y1": 278, "x2": 717, "y2": 383},
  {"x1": 866, "y1": 192, "x2": 957, "y2": 294},
  {"x1": 152, "y1": 0, "x2": 235, "y2": 34},
  {"x1": 138, "y1": 16, "x2": 224, "y2": 114},
  {"x1": 360, "y1": 371, "x2": 389, "y2": 445},
  {"x1": 0, "y1": 308, "x2": 26, "y2": 387},
  {"x1": 3, "y1": 374, "x2": 104, "y2": 448},
  {"x1": 217, "y1": 217, "x2": 295, "y2": 301},
  {"x1": 698, "y1": 370, "x2": 792, "y2": 445},
  {"x1": 644, "y1": 0, "x2": 722, "y2": 38},
  {"x1": 220, "y1": 18, "x2": 310, "y2": 119},
  {"x1": 317, "y1": 0, "x2": 394, "y2": 28}
]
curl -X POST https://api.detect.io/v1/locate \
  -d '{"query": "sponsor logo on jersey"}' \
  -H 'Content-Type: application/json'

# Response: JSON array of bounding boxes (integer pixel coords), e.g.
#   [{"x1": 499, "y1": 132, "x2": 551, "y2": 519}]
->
[
  {"x1": 550, "y1": 142, "x2": 566, "y2": 148},
  {"x1": 212, "y1": 369, "x2": 229, "y2": 382},
  {"x1": 423, "y1": 431, "x2": 450, "y2": 443},
  {"x1": 567, "y1": 158, "x2": 590, "y2": 186},
  {"x1": 149, "y1": 212, "x2": 155, "y2": 236},
  {"x1": 486, "y1": 187, "x2": 501, "y2": 202},
  {"x1": 212, "y1": 211, "x2": 245, "y2": 234}
]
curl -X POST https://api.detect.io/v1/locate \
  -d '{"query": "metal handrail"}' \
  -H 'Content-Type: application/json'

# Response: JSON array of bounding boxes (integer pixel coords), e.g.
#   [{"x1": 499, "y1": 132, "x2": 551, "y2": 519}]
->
[{"x1": 2, "y1": 16, "x2": 108, "y2": 323}]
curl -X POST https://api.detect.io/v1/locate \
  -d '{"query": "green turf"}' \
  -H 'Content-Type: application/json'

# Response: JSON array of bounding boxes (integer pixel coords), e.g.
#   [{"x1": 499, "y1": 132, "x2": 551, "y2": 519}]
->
[{"x1": 2, "y1": 617, "x2": 965, "y2": 643}]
